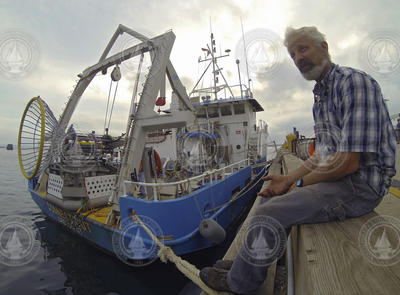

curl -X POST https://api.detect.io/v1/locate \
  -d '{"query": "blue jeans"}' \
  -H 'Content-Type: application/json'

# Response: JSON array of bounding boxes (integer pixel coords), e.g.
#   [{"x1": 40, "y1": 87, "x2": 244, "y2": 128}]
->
[{"x1": 227, "y1": 173, "x2": 382, "y2": 294}]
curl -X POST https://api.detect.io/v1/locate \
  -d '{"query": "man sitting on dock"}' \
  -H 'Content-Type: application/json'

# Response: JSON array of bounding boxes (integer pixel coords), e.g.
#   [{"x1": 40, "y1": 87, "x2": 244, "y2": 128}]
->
[{"x1": 200, "y1": 26, "x2": 396, "y2": 294}]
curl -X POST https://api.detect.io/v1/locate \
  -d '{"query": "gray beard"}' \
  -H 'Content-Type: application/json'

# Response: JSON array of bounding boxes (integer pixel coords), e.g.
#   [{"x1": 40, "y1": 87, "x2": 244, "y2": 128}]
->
[{"x1": 302, "y1": 58, "x2": 329, "y2": 81}]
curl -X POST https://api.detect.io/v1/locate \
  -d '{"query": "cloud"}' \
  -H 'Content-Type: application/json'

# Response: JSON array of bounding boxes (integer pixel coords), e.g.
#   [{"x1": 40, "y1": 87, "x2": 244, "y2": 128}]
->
[
  {"x1": 179, "y1": 76, "x2": 195, "y2": 93},
  {"x1": 1, "y1": 0, "x2": 400, "y2": 146}
]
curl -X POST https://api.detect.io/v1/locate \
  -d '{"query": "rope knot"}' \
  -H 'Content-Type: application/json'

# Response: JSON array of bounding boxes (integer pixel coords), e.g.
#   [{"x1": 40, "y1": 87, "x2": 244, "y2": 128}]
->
[{"x1": 158, "y1": 246, "x2": 172, "y2": 263}]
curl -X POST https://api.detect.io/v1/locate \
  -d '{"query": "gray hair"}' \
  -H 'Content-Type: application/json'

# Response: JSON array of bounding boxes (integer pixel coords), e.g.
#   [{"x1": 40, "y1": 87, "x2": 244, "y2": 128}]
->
[{"x1": 284, "y1": 26, "x2": 327, "y2": 47}]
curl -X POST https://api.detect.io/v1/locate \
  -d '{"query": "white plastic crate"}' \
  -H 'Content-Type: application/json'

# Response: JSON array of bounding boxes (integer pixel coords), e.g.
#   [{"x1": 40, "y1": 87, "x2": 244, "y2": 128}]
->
[
  {"x1": 47, "y1": 173, "x2": 63, "y2": 199},
  {"x1": 84, "y1": 174, "x2": 116, "y2": 199}
]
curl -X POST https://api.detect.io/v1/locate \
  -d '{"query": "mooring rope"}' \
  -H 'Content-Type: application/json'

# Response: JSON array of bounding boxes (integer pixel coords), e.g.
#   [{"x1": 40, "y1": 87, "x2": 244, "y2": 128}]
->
[
  {"x1": 203, "y1": 164, "x2": 270, "y2": 215},
  {"x1": 130, "y1": 162, "x2": 272, "y2": 294},
  {"x1": 131, "y1": 212, "x2": 222, "y2": 295}
]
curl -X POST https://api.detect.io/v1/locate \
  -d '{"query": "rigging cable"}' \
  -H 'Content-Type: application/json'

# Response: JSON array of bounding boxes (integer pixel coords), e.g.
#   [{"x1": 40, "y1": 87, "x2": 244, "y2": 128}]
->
[
  {"x1": 131, "y1": 53, "x2": 144, "y2": 115},
  {"x1": 107, "y1": 80, "x2": 119, "y2": 131},
  {"x1": 104, "y1": 80, "x2": 113, "y2": 133}
]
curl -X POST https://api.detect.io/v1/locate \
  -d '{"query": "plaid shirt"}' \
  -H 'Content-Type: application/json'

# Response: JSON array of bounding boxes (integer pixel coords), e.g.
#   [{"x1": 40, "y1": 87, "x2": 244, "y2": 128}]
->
[{"x1": 312, "y1": 63, "x2": 396, "y2": 196}]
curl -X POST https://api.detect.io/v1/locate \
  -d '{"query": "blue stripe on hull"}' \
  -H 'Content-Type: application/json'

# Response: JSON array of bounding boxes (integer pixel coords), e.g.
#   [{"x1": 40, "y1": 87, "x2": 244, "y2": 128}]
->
[{"x1": 28, "y1": 166, "x2": 266, "y2": 261}]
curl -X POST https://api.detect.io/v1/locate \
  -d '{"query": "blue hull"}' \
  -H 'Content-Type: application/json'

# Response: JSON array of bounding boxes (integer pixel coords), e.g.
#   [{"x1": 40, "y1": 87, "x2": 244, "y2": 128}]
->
[{"x1": 28, "y1": 165, "x2": 266, "y2": 263}]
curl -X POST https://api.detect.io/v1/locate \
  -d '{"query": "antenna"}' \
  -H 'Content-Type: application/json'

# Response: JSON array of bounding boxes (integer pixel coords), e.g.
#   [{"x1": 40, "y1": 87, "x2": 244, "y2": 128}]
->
[
  {"x1": 240, "y1": 17, "x2": 251, "y2": 91},
  {"x1": 210, "y1": 32, "x2": 217, "y2": 100},
  {"x1": 190, "y1": 26, "x2": 235, "y2": 100},
  {"x1": 236, "y1": 59, "x2": 243, "y2": 98}
]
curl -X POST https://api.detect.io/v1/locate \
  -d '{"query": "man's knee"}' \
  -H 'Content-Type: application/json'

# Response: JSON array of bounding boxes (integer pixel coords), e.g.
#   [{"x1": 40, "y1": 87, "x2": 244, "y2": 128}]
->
[
  {"x1": 254, "y1": 198, "x2": 281, "y2": 217},
  {"x1": 255, "y1": 191, "x2": 300, "y2": 217}
]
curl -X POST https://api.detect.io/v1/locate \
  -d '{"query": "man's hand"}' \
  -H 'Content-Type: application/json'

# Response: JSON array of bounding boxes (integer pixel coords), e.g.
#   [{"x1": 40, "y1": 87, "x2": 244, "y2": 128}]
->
[{"x1": 257, "y1": 175, "x2": 293, "y2": 198}]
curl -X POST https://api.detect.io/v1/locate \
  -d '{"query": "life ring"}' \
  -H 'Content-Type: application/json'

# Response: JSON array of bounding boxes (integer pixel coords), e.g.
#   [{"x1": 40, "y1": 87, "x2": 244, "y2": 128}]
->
[{"x1": 140, "y1": 150, "x2": 162, "y2": 176}]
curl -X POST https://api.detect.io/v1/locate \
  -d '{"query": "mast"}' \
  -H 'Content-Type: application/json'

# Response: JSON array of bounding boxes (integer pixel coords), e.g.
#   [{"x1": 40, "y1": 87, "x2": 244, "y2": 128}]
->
[
  {"x1": 190, "y1": 33, "x2": 234, "y2": 100},
  {"x1": 210, "y1": 33, "x2": 218, "y2": 100},
  {"x1": 236, "y1": 59, "x2": 243, "y2": 97},
  {"x1": 240, "y1": 17, "x2": 251, "y2": 91}
]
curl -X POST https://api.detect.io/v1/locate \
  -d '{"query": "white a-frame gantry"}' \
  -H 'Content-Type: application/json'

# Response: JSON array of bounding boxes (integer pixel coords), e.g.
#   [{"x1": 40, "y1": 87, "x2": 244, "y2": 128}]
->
[{"x1": 55, "y1": 24, "x2": 195, "y2": 224}]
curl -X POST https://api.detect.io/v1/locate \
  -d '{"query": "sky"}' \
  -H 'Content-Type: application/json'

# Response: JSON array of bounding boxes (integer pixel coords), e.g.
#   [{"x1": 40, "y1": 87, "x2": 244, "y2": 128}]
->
[{"x1": 1, "y1": 0, "x2": 400, "y2": 146}]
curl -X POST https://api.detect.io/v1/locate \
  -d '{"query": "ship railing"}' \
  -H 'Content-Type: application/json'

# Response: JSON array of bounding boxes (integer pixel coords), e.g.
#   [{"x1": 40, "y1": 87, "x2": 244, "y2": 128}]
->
[
  {"x1": 191, "y1": 83, "x2": 252, "y2": 100},
  {"x1": 123, "y1": 158, "x2": 250, "y2": 200},
  {"x1": 228, "y1": 84, "x2": 252, "y2": 98}
]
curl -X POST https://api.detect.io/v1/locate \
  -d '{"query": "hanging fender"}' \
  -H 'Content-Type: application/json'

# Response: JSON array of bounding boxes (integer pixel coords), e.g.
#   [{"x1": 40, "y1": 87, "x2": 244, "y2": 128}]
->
[
  {"x1": 153, "y1": 150, "x2": 162, "y2": 176},
  {"x1": 139, "y1": 150, "x2": 162, "y2": 176}
]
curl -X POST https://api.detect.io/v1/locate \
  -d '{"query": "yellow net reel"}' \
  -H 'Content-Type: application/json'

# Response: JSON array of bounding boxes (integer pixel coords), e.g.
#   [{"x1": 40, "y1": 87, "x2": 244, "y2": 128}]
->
[{"x1": 18, "y1": 97, "x2": 58, "y2": 179}]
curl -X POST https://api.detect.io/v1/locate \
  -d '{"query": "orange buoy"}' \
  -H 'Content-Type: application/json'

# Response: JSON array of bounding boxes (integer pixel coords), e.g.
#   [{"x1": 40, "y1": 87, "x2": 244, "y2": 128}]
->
[{"x1": 309, "y1": 141, "x2": 314, "y2": 156}]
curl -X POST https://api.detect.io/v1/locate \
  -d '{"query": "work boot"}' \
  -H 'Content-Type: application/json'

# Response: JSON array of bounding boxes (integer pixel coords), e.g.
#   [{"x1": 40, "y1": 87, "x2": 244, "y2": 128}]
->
[
  {"x1": 199, "y1": 267, "x2": 236, "y2": 293},
  {"x1": 214, "y1": 259, "x2": 234, "y2": 270}
]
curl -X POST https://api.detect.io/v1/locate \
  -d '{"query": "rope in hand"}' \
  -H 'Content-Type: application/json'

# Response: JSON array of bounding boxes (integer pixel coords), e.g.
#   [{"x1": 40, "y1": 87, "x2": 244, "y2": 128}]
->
[{"x1": 131, "y1": 211, "x2": 221, "y2": 295}]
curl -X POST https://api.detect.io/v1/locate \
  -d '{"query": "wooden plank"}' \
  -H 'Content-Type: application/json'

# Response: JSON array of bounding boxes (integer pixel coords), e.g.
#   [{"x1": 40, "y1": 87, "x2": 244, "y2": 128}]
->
[
  {"x1": 283, "y1": 152, "x2": 400, "y2": 295},
  {"x1": 294, "y1": 200, "x2": 400, "y2": 295},
  {"x1": 282, "y1": 151, "x2": 303, "y2": 172}
]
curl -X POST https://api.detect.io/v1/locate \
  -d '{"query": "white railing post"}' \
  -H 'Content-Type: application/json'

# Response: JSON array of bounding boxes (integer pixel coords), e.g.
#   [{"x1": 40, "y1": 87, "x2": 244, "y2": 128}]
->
[{"x1": 153, "y1": 187, "x2": 158, "y2": 201}]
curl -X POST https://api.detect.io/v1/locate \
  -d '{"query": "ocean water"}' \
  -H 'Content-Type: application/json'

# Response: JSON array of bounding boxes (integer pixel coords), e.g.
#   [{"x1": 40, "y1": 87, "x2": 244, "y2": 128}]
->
[{"x1": 0, "y1": 149, "x2": 241, "y2": 295}]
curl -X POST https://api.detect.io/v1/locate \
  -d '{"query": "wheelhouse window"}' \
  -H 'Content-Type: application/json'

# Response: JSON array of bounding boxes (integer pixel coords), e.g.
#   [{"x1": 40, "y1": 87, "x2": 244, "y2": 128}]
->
[
  {"x1": 220, "y1": 105, "x2": 232, "y2": 116},
  {"x1": 207, "y1": 106, "x2": 219, "y2": 118},
  {"x1": 233, "y1": 104, "x2": 245, "y2": 115},
  {"x1": 196, "y1": 108, "x2": 207, "y2": 118}
]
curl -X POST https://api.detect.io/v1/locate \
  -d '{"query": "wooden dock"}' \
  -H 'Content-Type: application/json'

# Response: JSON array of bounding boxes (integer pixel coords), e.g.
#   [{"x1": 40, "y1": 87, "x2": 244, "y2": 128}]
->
[
  {"x1": 285, "y1": 153, "x2": 400, "y2": 295},
  {"x1": 203, "y1": 149, "x2": 400, "y2": 294}
]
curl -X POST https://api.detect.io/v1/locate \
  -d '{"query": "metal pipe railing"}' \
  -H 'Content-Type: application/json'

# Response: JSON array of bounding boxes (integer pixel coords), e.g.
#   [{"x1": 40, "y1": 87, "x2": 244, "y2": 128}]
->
[{"x1": 123, "y1": 158, "x2": 250, "y2": 199}]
